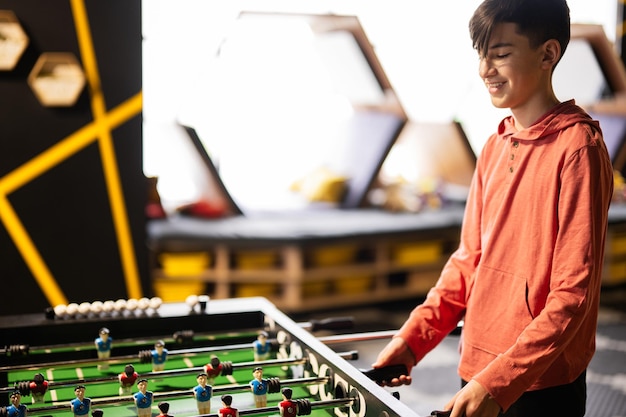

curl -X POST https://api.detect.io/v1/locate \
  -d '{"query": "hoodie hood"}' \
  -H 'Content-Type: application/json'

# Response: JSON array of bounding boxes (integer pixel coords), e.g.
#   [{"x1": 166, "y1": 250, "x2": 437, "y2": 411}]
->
[{"x1": 497, "y1": 99, "x2": 600, "y2": 141}]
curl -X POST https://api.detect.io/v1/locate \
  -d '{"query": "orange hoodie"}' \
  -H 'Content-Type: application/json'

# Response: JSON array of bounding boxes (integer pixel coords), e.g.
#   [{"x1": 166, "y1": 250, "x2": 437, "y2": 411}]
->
[{"x1": 396, "y1": 100, "x2": 614, "y2": 411}]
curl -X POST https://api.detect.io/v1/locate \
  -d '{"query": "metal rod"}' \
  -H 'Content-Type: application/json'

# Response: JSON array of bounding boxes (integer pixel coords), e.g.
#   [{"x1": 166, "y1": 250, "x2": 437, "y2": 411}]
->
[
  {"x1": 26, "y1": 329, "x2": 261, "y2": 355},
  {"x1": 0, "y1": 342, "x2": 254, "y2": 373},
  {"x1": 25, "y1": 376, "x2": 330, "y2": 414},
  {"x1": 20, "y1": 317, "x2": 354, "y2": 355},
  {"x1": 317, "y1": 330, "x2": 396, "y2": 345},
  {"x1": 1, "y1": 350, "x2": 358, "y2": 393},
  {"x1": 237, "y1": 397, "x2": 354, "y2": 417},
  {"x1": 0, "y1": 326, "x2": 364, "y2": 372}
]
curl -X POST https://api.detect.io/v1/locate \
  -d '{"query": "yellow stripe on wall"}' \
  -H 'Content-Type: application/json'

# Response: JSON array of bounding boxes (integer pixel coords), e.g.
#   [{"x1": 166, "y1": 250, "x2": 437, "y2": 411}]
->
[
  {"x1": 0, "y1": 93, "x2": 142, "y2": 307},
  {"x1": 71, "y1": 0, "x2": 143, "y2": 299},
  {"x1": 0, "y1": 195, "x2": 67, "y2": 307},
  {"x1": 0, "y1": 0, "x2": 143, "y2": 307}
]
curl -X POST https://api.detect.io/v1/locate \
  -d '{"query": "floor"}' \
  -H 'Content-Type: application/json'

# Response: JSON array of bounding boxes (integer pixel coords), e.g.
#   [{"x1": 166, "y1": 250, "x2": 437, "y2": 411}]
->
[{"x1": 291, "y1": 286, "x2": 626, "y2": 417}]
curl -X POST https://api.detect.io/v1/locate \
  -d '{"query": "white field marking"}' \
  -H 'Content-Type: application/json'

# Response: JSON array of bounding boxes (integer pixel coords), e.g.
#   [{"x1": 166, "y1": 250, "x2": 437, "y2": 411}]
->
[
  {"x1": 183, "y1": 357, "x2": 195, "y2": 368},
  {"x1": 76, "y1": 368, "x2": 85, "y2": 380},
  {"x1": 46, "y1": 369, "x2": 58, "y2": 402}
]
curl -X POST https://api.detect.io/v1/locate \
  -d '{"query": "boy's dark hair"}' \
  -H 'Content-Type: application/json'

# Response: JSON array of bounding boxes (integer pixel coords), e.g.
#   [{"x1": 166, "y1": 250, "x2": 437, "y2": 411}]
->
[
  {"x1": 469, "y1": 0, "x2": 570, "y2": 63},
  {"x1": 221, "y1": 394, "x2": 233, "y2": 406}
]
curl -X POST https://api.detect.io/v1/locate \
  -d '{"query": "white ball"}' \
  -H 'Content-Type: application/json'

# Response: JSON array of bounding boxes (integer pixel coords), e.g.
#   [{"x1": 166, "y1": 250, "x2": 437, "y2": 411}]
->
[
  {"x1": 66, "y1": 303, "x2": 79, "y2": 316},
  {"x1": 149, "y1": 297, "x2": 162, "y2": 310},
  {"x1": 125, "y1": 298, "x2": 138, "y2": 311},
  {"x1": 102, "y1": 300, "x2": 115, "y2": 313},
  {"x1": 78, "y1": 302, "x2": 91, "y2": 315},
  {"x1": 186, "y1": 294, "x2": 199, "y2": 307},
  {"x1": 137, "y1": 297, "x2": 150, "y2": 310},
  {"x1": 54, "y1": 304, "x2": 67, "y2": 318},
  {"x1": 90, "y1": 301, "x2": 103, "y2": 314},
  {"x1": 114, "y1": 299, "x2": 127, "y2": 311}
]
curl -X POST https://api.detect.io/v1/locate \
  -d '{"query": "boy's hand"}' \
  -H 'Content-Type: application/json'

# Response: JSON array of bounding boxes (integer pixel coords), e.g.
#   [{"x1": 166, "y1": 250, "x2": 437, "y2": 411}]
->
[
  {"x1": 445, "y1": 380, "x2": 501, "y2": 417},
  {"x1": 371, "y1": 337, "x2": 416, "y2": 386}
]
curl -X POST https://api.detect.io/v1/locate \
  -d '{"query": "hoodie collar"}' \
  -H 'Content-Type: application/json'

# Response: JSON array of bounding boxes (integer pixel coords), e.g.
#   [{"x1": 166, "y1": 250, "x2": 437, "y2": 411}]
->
[{"x1": 497, "y1": 100, "x2": 598, "y2": 141}]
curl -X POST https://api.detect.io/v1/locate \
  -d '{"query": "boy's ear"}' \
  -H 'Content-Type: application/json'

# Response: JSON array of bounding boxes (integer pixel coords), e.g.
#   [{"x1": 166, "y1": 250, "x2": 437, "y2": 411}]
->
[{"x1": 541, "y1": 39, "x2": 561, "y2": 70}]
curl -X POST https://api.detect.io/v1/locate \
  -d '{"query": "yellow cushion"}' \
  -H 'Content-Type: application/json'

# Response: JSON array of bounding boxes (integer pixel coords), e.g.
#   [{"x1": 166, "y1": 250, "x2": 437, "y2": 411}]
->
[{"x1": 291, "y1": 166, "x2": 348, "y2": 203}]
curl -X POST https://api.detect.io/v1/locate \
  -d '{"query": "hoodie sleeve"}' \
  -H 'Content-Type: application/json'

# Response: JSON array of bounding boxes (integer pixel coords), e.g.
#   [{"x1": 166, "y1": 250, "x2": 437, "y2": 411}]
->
[{"x1": 395, "y1": 138, "x2": 489, "y2": 362}]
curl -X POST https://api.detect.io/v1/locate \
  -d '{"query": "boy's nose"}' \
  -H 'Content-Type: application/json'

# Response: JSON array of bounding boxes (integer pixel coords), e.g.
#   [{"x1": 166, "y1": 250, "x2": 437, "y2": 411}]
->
[{"x1": 479, "y1": 57, "x2": 496, "y2": 78}]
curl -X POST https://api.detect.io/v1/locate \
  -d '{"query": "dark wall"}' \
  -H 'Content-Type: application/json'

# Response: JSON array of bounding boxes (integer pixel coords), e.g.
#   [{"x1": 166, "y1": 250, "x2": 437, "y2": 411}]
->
[{"x1": 0, "y1": 0, "x2": 148, "y2": 315}]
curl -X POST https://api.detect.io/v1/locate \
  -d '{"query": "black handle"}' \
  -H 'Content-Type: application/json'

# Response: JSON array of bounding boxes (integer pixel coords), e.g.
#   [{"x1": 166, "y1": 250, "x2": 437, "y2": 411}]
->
[
  {"x1": 361, "y1": 364, "x2": 408, "y2": 383},
  {"x1": 431, "y1": 410, "x2": 452, "y2": 417}
]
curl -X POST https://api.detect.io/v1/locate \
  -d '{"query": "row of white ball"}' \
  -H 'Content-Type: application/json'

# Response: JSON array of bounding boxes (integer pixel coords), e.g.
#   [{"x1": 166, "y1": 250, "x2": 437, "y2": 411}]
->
[{"x1": 54, "y1": 297, "x2": 163, "y2": 317}]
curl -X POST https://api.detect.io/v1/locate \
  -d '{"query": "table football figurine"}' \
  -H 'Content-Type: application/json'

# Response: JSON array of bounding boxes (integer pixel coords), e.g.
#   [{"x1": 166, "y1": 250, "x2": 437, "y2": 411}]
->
[
  {"x1": 119, "y1": 364, "x2": 139, "y2": 395},
  {"x1": 193, "y1": 373, "x2": 212, "y2": 415},
  {"x1": 252, "y1": 331, "x2": 270, "y2": 362},
  {"x1": 278, "y1": 387, "x2": 298, "y2": 417},
  {"x1": 157, "y1": 402, "x2": 173, "y2": 417},
  {"x1": 94, "y1": 328, "x2": 112, "y2": 371},
  {"x1": 6, "y1": 391, "x2": 27, "y2": 417},
  {"x1": 249, "y1": 367, "x2": 268, "y2": 408},
  {"x1": 218, "y1": 395, "x2": 239, "y2": 417},
  {"x1": 70, "y1": 385, "x2": 91, "y2": 417},
  {"x1": 133, "y1": 379, "x2": 153, "y2": 417},
  {"x1": 29, "y1": 373, "x2": 48, "y2": 404},
  {"x1": 151, "y1": 341, "x2": 168, "y2": 372},
  {"x1": 204, "y1": 356, "x2": 222, "y2": 384}
]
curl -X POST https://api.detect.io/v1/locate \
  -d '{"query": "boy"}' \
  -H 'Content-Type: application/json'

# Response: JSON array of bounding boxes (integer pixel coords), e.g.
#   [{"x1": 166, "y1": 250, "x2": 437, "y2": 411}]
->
[{"x1": 372, "y1": 1, "x2": 614, "y2": 416}]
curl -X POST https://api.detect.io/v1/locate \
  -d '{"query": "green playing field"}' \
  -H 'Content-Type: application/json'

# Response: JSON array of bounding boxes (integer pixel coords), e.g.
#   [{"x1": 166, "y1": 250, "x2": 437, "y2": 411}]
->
[{"x1": 5, "y1": 346, "x2": 327, "y2": 417}]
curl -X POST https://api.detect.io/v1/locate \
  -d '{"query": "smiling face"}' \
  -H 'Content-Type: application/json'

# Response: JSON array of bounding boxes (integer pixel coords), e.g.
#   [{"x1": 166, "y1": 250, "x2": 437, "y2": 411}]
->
[
  {"x1": 477, "y1": 22, "x2": 563, "y2": 130},
  {"x1": 479, "y1": 23, "x2": 549, "y2": 111}
]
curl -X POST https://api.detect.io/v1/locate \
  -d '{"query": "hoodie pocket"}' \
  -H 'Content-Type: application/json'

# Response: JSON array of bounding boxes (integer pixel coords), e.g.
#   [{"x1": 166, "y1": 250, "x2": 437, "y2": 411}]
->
[{"x1": 464, "y1": 264, "x2": 533, "y2": 356}]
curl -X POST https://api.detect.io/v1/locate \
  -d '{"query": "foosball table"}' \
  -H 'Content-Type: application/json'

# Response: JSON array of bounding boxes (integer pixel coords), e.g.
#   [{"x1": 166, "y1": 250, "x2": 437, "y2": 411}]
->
[{"x1": 0, "y1": 297, "x2": 426, "y2": 417}]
